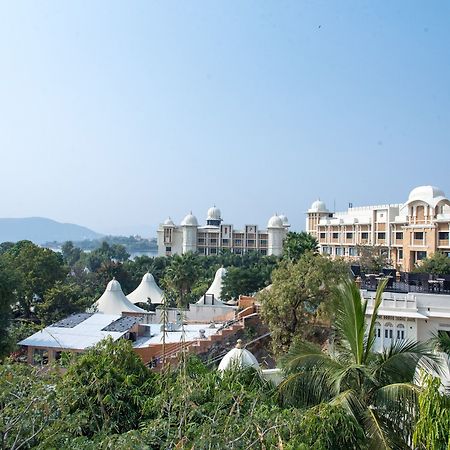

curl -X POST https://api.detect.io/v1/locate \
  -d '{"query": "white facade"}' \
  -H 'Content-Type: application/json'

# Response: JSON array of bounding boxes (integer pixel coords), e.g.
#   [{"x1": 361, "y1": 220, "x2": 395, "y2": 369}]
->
[
  {"x1": 361, "y1": 289, "x2": 450, "y2": 352},
  {"x1": 157, "y1": 207, "x2": 289, "y2": 257}
]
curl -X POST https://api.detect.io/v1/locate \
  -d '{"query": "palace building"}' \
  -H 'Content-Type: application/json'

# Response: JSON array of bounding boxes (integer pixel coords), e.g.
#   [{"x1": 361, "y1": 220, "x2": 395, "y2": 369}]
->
[
  {"x1": 306, "y1": 185, "x2": 450, "y2": 271},
  {"x1": 157, "y1": 206, "x2": 289, "y2": 257}
]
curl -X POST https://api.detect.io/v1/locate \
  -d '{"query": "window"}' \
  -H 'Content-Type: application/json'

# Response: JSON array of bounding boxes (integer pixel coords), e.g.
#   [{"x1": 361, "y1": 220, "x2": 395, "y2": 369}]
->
[
  {"x1": 260, "y1": 249, "x2": 267, "y2": 255},
  {"x1": 198, "y1": 238, "x2": 205, "y2": 244},
  {"x1": 439, "y1": 231, "x2": 449, "y2": 240},
  {"x1": 235, "y1": 239, "x2": 242, "y2": 245},
  {"x1": 384, "y1": 322, "x2": 393, "y2": 339},
  {"x1": 396, "y1": 324, "x2": 405, "y2": 340},
  {"x1": 346, "y1": 232, "x2": 353, "y2": 239},
  {"x1": 259, "y1": 239, "x2": 267, "y2": 245},
  {"x1": 348, "y1": 247, "x2": 357, "y2": 256},
  {"x1": 165, "y1": 246, "x2": 171, "y2": 252},
  {"x1": 361, "y1": 232, "x2": 369, "y2": 239},
  {"x1": 320, "y1": 232, "x2": 326, "y2": 239},
  {"x1": 416, "y1": 251, "x2": 427, "y2": 261},
  {"x1": 395, "y1": 232, "x2": 403, "y2": 240},
  {"x1": 222, "y1": 238, "x2": 229, "y2": 244},
  {"x1": 209, "y1": 248, "x2": 217, "y2": 254},
  {"x1": 375, "y1": 322, "x2": 381, "y2": 339},
  {"x1": 332, "y1": 232, "x2": 339, "y2": 239},
  {"x1": 414, "y1": 232, "x2": 424, "y2": 240},
  {"x1": 247, "y1": 239, "x2": 255, "y2": 245},
  {"x1": 398, "y1": 249, "x2": 403, "y2": 260},
  {"x1": 210, "y1": 238, "x2": 217, "y2": 244},
  {"x1": 335, "y1": 247, "x2": 343, "y2": 256},
  {"x1": 377, "y1": 232, "x2": 386, "y2": 240}
]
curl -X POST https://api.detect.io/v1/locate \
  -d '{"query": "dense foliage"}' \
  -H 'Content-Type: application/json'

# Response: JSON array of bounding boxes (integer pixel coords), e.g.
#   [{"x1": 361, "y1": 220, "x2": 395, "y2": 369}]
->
[
  {"x1": 414, "y1": 251, "x2": 450, "y2": 275},
  {"x1": 279, "y1": 279, "x2": 439, "y2": 448},
  {"x1": 0, "y1": 340, "x2": 373, "y2": 449},
  {"x1": 259, "y1": 252, "x2": 349, "y2": 354}
]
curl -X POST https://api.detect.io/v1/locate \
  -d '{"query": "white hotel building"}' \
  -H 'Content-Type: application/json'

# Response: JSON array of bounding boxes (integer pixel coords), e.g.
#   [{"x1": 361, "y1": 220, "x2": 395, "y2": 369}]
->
[
  {"x1": 362, "y1": 289, "x2": 450, "y2": 352},
  {"x1": 157, "y1": 206, "x2": 289, "y2": 257}
]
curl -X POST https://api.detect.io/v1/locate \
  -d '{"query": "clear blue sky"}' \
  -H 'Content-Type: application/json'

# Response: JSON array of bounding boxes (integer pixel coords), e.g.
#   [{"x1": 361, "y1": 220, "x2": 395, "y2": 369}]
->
[{"x1": 1, "y1": 1, "x2": 449, "y2": 237}]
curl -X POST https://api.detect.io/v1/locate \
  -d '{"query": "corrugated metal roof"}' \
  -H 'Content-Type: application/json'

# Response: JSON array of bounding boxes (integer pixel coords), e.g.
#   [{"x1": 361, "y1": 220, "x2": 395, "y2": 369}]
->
[{"x1": 18, "y1": 314, "x2": 126, "y2": 350}]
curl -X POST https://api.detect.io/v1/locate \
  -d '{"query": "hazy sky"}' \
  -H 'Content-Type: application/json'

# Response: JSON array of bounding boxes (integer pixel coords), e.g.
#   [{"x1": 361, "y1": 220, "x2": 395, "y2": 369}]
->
[{"x1": 1, "y1": 1, "x2": 449, "y2": 237}]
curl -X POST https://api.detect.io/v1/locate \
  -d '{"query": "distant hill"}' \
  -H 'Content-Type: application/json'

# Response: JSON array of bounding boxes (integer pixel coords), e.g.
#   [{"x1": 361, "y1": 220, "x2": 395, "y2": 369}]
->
[{"x1": 0, "y1": 217, "x2": 103, "y2": 244}]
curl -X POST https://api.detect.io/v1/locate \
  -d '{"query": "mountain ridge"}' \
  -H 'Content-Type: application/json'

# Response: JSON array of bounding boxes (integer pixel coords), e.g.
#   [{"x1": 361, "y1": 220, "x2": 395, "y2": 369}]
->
[{"x1": 0, "y1": 217, "x2": 103, "y2": 244}]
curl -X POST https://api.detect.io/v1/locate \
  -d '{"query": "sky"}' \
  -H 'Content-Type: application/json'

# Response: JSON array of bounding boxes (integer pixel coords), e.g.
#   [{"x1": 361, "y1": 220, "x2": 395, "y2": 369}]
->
[{"x1": 0, "y1": 1, "x2": 449, "y2": 237}]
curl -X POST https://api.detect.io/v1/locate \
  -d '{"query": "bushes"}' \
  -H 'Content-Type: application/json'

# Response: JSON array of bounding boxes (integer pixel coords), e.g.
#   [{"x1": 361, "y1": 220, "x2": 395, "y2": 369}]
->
[{"x1": 0, "y1": 341, "x2": 370, "y2": 449}]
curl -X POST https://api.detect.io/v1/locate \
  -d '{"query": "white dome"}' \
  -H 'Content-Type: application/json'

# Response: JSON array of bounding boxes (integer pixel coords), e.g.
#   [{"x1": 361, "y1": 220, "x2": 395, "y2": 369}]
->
[
  {"x1": 93, "y1": 279, "x2": 146, "y2": 315},
  {"x1": 127, "y1": 272, "x2": 164, "y2": 305},
  {"x1": 207, "y1": 206, "x2": 221, "y2": 220},
  {"x1": 181, "y1": 212, "x2": 198, "y2": 227},
  {"x1": 406, "y1": 185, "x2": 447, "y2": 206},
  {"x1": 278, "y1": 214, "x2": 289, "y2": 225},
  {"x1": 309, "y1": 199, "x2": 328, "y2": 212},
  {"x1": 164, "y1": 217, "x2": 175, "y2": 227},
  {"x1": 218, "y1": 340, "x2": 260, "y2": 372},
  {"x1": 267, "y1": 214, "x2": 284, "y2": 228}
]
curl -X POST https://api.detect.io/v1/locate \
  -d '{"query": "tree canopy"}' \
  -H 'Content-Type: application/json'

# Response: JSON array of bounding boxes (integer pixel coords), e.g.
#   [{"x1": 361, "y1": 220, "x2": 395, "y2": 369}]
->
[
  {"x1": 259, "y1": 252, "x2": 349, "y2": 354},
  {"x1": 282, "y1": 231, "x2": 319, "y2": 262}
]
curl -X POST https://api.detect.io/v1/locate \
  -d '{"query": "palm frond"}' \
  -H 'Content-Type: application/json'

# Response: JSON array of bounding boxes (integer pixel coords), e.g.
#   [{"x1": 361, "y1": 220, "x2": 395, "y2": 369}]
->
[
  {"x1": 373, "y1": 340, "x2": 442, "y2": 384},
  {"x1": 364, "y1": 278, "x2": 388, "y2": 362},
  {"x1": 333, "y1": 279, "x2": 367, "y2": 365},
  {"x1": 363, "y1": 407, "x2": 392, "y2": 450},
  {"x1": 329, "y1": 388, "x2": 363, "y2": 420},
  {"x1": 374, "y1": 382, "x2": 419, "y2": 443},
  {"x1": 429, "y1": 330, "x2": 450, "y2": 355},
  {"x1": 279, "y1": 340, "x2": 343, "y2": 407}
]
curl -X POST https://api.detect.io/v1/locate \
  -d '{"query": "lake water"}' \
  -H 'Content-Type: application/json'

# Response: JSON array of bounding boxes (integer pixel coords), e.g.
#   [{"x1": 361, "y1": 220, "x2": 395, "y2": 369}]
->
[{"x1": 129, "y1": 250, "x2": 159, "y2": 259}]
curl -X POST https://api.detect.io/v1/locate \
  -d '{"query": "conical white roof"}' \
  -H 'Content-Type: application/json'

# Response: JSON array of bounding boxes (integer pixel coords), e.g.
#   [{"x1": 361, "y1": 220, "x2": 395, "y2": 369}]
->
[
  {"x1": 126, "y1": 272, "x2": 164, "y2": 305},
  {"x1": 218, "y1": 340, "x2": 259, "y2": 372},
  {"x1": 197, "y1": 267, "x2": 227, "y2": 305},
  {"x1": 93, "y1": 279, "x2": 146, "y2": 314}
]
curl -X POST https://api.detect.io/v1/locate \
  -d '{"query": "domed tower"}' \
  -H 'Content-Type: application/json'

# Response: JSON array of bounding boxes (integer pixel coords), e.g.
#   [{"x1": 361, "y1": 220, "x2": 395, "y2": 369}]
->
[
  {"x1": 180, "y1": 212, "x2": 198, "y2": 254},
  {"x1": 306, "y1": 199, "x2": 329, "y2": 237},
  {"x1": 206, "y1": 205, "x2": 222, "y2": 227},
  {"x1": 267, "y1": 214, "x2": 286, "y2": 256}
]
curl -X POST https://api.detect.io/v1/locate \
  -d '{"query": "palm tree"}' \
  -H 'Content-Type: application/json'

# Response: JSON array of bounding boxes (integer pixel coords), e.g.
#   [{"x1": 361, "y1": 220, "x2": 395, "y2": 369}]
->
[
  {"x1": 164, "y1": 253, "x2": 200, "y2": 307},
  {"x1": 280, "y1": 278, "x2": 438, "y2": 449}
]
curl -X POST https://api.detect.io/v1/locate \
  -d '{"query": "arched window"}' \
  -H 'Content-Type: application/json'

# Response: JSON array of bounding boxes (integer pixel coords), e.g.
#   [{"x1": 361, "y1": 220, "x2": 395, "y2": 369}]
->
[
  {"x1": 384, "y1": 322, "x2": 393, "y2": 339},
  {"x1": 375, "y1": 322, "x2": 381, "y2": 339},
  {"x1": 396, "y1": 323, "x2": 405, "y2": 340}
]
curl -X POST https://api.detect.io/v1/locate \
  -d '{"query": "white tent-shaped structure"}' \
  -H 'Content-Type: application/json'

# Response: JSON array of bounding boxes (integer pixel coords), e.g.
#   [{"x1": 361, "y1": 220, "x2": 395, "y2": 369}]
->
[
  {"x1": 126, "y1": 272, "x2": 164, "y2": 305},
  {"x1": 93, "y1": 279, "x2": 146, "y2": 315},
  {"x1": 218, "y1": 340, "x2": 260, "y2": 372},
  {"x1": 197, "y1": 267, "x2": 227, "y2": 306}
]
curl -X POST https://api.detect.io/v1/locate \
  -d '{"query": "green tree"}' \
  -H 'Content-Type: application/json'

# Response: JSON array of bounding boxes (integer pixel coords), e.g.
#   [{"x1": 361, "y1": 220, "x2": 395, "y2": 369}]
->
[
  {"x1": 36, "y1": 281, "x2": 92, "y2": 326},
  {"x1": 283, "y1": 231, "x2": 319, "y2": 262},
  {"x1": 0, "y1": 257, "x2": 17, "y2": 358},
  {"x1": 0, "y1": 362, "x2": 59, "y2": 449},
  {"x1": 163, "y1": 253, "x2": 200, "y2": 306},
  {"x1": 259, "y1": 252, "x2": 349, "y2": 354},
  {"x1": 357, "y1": 244, "x2": 391, "y2": 273},
  {"x1": 414, "y1": 251, "x2": 450, "y2": 275},
  {"x1": 1, "y1": 241, "x2": 67, "y2": 318},
  {"x1": 61, "y1": 241, "x2": 82, "y2": 267},
  {"x1": 413, "y1": 375, "x2": 450, "y2": 450},
  {"x1": 221, "y1": 266, "x2": 268, "y2": 300},
  {"x1": 43, "y1": 338, "x2": 156, "y2": 442},
  {"x1": 280, "y1": 279, "x2": 438, "y2": 448}
]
